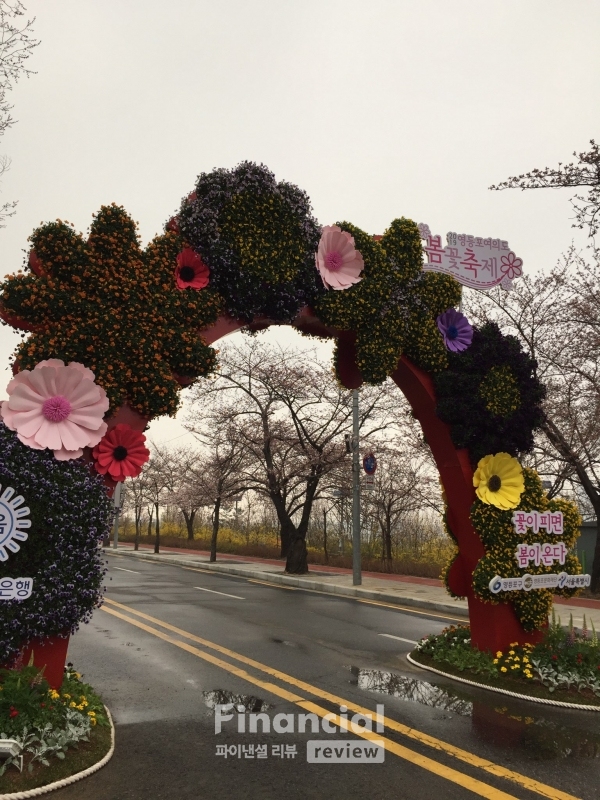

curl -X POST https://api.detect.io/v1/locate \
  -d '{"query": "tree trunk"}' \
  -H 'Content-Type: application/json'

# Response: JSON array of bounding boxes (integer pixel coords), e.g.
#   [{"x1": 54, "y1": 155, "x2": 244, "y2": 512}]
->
[
  {"x1": 182, "y1": 509, "x2": 196, "y2": 540},
  {"x1": 134, "y1": 506, "x2": 142, "y2": 551},
  {"x1": 323, "y1": 508, "x2": 328, "y2": 563},
  {"x1": 542, "y1": 418, "x2": 600, "y2": 591},
  {"x1": 210, "y1": 497, "x2": 221, "y2": 562},
  {"x1": 279, "y1": 520, "x2": 295, "y2": 558},
  {"x1": 154, "y1": 502, "x2": 160, "y2": 554},
  {"x1": 147, "y1": 507, "x2": 154, "y2": 538},
  {"x1": 285, "y1": 532, "x2": 308, "y2": 574}
]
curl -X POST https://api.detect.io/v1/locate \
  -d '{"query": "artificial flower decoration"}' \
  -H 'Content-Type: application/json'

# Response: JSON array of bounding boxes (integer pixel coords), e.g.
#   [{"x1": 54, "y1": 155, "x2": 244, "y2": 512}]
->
[
  {"x1": 500, "y1": 252, "x2": 523, "y2": 281},
  {"x1": 92, "y1": 423, "x2": 150, "y2": 481},
  {"x1": 436, "y1": 308, "x2": 473, "y2": 352},
  {"x1": 0, "y1": 360, "x2": 109, "y2": 460},
  {"x1": 175, "y1": 248, "x2": 210, "y2": 290},
  {"x1": 473, "y1": 452, "x2": 524, "y2": 510},
  {"x1": 315, "y1": 225, "x2": 364, "y2": 290}
]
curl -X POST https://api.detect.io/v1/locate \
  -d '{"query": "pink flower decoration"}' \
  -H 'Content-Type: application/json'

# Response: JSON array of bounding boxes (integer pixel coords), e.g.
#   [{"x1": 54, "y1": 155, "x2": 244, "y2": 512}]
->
[
  {"x1": 1, "y1": 360, "x2": 109, "y2": 460},
  {"x1": 175, "y1": 248, "x2": 210, "y2": 290},
  {"x1": 500, "y1": 252, "x2": 523, "y2": 280},
  {"x1": 315, "y1": 225, "x2": 364, "y2": 290}
]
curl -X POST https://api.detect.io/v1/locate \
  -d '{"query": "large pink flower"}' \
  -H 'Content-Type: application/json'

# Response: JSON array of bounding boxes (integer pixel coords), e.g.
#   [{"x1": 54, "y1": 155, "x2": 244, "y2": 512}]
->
[
  {"x1": 1, "y1": 360, "x2": 109, "y2": 460},
  {"x1": 315, "y1": 226, "x2": 364, "y2": 290}
]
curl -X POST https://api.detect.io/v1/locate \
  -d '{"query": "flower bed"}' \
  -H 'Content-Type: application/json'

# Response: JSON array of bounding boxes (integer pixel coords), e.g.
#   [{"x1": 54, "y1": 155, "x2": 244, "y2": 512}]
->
[
  {"x1": 0, "y1": 662, "x2": 111, "y2": 792},
  {"x1": 410, "y1": 614, "x2": 600, "y2": 708}
]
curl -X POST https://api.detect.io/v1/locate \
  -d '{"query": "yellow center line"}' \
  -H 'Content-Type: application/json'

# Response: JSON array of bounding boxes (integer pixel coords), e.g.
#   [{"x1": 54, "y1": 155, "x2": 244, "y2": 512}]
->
[
  {"x1": 102, "y1": 597, "x2": 578, "y2": 800},
  {"x1": 247, "y1": 579, "x2": 297, "y2": 591},
  {"x1": 100, "y1": 604, "x2": 518, "y2": 800}
]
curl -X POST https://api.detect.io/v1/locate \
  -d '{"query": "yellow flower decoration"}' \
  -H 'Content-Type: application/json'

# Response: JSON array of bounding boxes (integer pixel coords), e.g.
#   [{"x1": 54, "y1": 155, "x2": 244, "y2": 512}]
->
[{"x1": 473, "y1": 452, "x2": 524, "y2": 510}]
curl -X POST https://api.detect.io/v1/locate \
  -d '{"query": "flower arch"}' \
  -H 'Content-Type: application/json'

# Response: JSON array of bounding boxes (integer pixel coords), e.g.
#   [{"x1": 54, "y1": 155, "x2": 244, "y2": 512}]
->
[{"x1": 0, "y1": 161, "x2": 586, "y2": 657}]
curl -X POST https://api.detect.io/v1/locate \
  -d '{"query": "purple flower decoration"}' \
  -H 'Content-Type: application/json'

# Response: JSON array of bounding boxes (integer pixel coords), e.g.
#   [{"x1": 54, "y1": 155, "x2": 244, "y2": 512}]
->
[{"x1": 436, "y1": 308, "x2": 473, "y2": 352}]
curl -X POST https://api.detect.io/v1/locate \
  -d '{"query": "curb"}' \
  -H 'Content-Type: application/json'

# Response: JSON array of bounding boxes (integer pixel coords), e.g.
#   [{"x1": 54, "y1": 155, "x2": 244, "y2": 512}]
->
[
  {"x1": 104, "y1": 548, "x2": 469, "y2": 618},
  {"x1": 0, "y1": 706, "x2": 115, "y2": 800},
  {"x1": 406, "y1": 654, "x2": 600, "y2": 711}
]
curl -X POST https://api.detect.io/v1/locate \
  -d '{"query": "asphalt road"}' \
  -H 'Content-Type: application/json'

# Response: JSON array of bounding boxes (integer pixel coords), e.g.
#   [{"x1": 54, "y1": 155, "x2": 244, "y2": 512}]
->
[{"x1": 50, "y1": 555, "x2": 600, "y2": 800}]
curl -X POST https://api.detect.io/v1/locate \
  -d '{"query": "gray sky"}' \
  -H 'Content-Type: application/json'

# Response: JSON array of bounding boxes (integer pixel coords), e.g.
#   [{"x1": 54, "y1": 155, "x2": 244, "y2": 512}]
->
[{"x1": 0, "y1": 0, "x2": 598, "y2": 446}]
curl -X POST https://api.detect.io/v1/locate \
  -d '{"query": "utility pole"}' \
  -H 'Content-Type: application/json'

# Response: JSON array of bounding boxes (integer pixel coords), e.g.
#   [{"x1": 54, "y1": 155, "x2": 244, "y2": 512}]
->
[
  {"x1": 112, "y1": 482, "x2": 123, "y2": 550},
  {"x1": 352, "y1": 388, "x2": 361, "y2": 585}
]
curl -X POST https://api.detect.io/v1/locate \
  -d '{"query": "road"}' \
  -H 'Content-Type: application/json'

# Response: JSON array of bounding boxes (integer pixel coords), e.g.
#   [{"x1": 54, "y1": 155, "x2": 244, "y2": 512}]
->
[{"x1": 51, "y1": 555, "x2": 599, "y2": 800}]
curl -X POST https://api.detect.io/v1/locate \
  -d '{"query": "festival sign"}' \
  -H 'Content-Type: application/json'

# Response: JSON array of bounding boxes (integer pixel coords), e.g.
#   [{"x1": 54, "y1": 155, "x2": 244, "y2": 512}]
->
[
  {"x1": 417, "y1": 223, "x2": 523, "y2": 291},
  {"x1": 0, "y1": 484, "x2": 31, "y2": 561}
]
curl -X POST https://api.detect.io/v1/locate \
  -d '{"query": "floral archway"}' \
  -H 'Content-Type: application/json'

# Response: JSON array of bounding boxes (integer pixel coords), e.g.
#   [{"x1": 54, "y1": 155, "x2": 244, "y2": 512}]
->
[{"x1": 0, "y1": 161, "x2": 586, "y2": 665}]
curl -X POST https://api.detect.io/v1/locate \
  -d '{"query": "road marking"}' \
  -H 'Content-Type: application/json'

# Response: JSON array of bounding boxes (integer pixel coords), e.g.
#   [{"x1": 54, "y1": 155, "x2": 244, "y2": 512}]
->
[
  {"x1": 351, "y1": 596, "x2": 466, "y2": 622},
  {"x1": 247, "y1": 579, "x2": 297, "y2": 591},
  {"x1": 193, "y1": 586, "x2": 245, "y2": 600},
  {"x1": 113, "y1": 567, "x2": 140, "y2": 574},
  {"x1": 102, "y1": 597, "x2": 578, "y2": 800},
  {"x1": 180, "y1": 566, "x2": 222, "y2": 575},
  {"x1": 100, "y1": 604, "x2": 518, "y2": 800},
  {"x1": 114, "y1": 557, "x2": 465, "y2": 622},
  {"x1": 379, "y1": 634, "x2": 418, "y2": 645}
]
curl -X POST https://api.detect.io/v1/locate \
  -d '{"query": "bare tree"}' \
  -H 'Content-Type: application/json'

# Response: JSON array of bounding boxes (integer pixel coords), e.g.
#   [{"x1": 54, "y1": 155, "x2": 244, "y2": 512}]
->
[
  {"x1": 490, "y1": 140, "x2": 600, "y2": 253},
  {"x1": 185, "y1": 341, "x2": 396, "y2": 574},
  {"x1": 121, "y1": 473, "x2": 147, "y2": 551},
  {"x1": 0, "y1": 2, "x2": 39, "y2": 227},
  {"x1": 184, "y1": 414, "x2": 250, "y2": 561}
]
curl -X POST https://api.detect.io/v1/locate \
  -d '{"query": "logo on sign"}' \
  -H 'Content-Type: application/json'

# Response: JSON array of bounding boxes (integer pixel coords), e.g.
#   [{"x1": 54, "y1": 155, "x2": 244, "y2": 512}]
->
[{"x1": 0, "y1": 485, "x2": 31, "y2": 561}]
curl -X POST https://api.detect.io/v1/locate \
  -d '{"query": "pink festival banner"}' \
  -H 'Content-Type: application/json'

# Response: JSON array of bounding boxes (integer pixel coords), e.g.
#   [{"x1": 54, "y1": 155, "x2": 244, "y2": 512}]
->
[{"x1": 417, "y1": 223, "x2": 523, "y2": 291}]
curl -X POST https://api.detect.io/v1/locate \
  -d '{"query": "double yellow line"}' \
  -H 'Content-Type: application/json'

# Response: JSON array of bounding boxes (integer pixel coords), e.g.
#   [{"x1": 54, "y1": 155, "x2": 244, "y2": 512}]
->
[{"x1": 100, "y1": 597, "x2": 578, "y2": 800}]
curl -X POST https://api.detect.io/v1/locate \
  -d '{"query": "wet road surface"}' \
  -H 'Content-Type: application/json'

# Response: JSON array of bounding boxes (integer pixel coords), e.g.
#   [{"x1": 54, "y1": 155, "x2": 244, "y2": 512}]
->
[{"x1": 50, "y1": 555, "x2": 600, "y2": 800}]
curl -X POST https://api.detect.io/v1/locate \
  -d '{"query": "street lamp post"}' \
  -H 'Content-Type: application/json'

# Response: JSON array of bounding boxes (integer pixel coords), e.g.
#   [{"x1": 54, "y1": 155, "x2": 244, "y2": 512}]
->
[
  {"x1": 352, "y1": 389, "x2": 361, "y2": 586},
  {"x1": 112, "y1": 481, "x2": 123, "y2": 550}
]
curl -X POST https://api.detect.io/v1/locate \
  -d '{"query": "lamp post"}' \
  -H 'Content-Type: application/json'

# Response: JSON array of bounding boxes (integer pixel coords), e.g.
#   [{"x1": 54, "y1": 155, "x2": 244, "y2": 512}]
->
[
  {"x1": 112, "y1": 481, "x2": 123, "y2": 550},
  {"x1": 352, "y1": 389, "x2": 361, "y2": 586}
]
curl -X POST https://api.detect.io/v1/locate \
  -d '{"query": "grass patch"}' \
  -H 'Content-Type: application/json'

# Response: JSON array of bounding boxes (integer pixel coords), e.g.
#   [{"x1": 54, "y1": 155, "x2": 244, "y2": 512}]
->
[{"x1": 0, "y1": 723, "x2": 112, "y2": 793}]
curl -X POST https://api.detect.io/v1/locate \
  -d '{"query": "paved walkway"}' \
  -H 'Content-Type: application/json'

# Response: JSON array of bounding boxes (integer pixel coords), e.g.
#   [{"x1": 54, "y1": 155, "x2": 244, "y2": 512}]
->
[{"x1": 106, "y1": 542, "x2": 600, "y2": 629}]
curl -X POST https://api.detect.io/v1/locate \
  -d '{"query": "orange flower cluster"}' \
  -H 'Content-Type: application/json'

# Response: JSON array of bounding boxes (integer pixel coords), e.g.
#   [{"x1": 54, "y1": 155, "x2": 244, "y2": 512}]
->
[{"x1": 0, "y1": 204, "x2": 224, "y2": 418}]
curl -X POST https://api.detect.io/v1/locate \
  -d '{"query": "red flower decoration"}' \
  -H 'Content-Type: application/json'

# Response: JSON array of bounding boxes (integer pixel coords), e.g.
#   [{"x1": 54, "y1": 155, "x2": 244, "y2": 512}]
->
[
  {"x1": 175, "y1": 248, "x2": 209, "y2": 290},
  {"x1": 92, "y1": 423, "x2": 150, "y2": 481}
]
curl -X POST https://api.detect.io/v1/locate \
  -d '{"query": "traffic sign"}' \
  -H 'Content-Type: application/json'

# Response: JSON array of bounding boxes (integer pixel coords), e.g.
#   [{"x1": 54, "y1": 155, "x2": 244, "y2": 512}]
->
[{"x1": 362, "y1": 453, "x2": 377, "y2": 475}]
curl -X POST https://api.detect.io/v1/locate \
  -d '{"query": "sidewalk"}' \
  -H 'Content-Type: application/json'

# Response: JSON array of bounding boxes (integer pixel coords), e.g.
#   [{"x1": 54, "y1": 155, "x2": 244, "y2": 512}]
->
[{"x1": 105, "y1": 542, "x2": 600, "y2": 629}]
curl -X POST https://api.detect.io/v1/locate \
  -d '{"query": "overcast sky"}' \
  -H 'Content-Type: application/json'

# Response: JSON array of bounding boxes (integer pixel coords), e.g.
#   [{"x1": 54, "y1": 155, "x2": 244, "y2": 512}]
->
[{"x1": 0, "y1": 0, "x2": 598, "y2": 447}]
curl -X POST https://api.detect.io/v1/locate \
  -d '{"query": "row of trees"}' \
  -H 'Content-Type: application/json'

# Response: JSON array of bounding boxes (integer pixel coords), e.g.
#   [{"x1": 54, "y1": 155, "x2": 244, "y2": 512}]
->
[{"x1": 121, "y1": 341, "x2": 441, "y2": 573}]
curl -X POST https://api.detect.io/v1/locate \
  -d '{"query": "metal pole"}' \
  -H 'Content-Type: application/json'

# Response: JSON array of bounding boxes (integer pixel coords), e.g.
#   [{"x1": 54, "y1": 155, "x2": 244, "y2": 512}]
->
[
  {"x1": 352, "y1": 389, "x2": 361, "y2": 585},
  {"x1": 112, "y1": 482, "x2": 122, "y2": 550}
]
